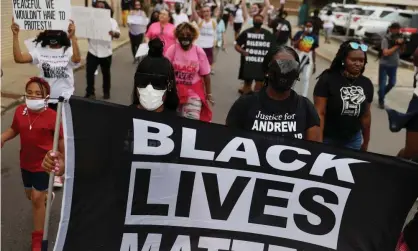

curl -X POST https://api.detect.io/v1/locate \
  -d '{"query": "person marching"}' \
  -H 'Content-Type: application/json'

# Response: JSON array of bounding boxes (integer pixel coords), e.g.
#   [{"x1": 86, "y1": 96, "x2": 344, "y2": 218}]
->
[
  {"x1": 147, "y1": 10, "x2": 161, "y2": 32},
  {"x1": 232, "y1": 1, "x2": 244, "y2": 39},
  {"x1": 314, "y1": 40, "x2": 373, "y2": 150},
  {"x1": 292, "y1": 20, "x2": 318, "y2": 97},
  {"x1": 173, "y1": 2, "x2": 190, "y2": 27},
  {"x1": 85, "y1": 0, "x2": 120, "y2": 100},
  {"x1": 235, "y1": 14, "x2": 275, "y2": 94},
  {"x1": 121, "y1": 0, "x2": 133, "y2": 27},
  {"x1": 269, "y1": 6, "x2": 292, "y2": 47},
  {"x1": 191, "y1": 0, "x2": 217, "y2": 74},
  {"x1": 215, "y1": 1, "x2": 227, "y2": 59},
  {"x1": 165, "y1": 22, "x2": 213, "y2": 122},
  {"x1": 1, "y1": 77, "x2": 64, "y2": 251},
  {"x1": 145, "y1": 9, "x2": 176, "y2": 53},
  {"x1": 239, "y1": 0, "x2": 272, "y2": 34},
  {"x1": 127, "y1": 0, "x2": 148, "y2": 63},
  {"x1": 227, "y1": 46, "x2": 320, "y2": 141},
  {"x1": 322, "y1": 10, "x2": 334, "y2": 44}
]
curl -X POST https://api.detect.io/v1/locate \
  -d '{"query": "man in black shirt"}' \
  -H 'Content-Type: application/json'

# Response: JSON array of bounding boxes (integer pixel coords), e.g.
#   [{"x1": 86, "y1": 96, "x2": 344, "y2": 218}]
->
[{"x1": 269, "y1": 10, "x2": 292, "y2": 46}]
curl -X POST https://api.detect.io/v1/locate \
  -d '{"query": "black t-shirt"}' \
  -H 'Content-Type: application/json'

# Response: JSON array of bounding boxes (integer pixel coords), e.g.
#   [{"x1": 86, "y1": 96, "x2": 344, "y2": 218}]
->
[
  {"x1": 226, "y1": 89, "x2": 320, "y2": 139},
  {"x1": 313, "y1": 72, "x2": 374, "y2": 140},
  {"x1": 236, "y1": 28, "x2": 276, "y2": 81},
  {"x1": 270, "y1": 18, "x2": 292, "y2": 45}
]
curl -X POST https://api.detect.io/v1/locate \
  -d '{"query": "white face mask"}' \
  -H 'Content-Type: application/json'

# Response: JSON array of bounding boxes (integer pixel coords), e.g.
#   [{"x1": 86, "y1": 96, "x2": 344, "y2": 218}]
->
[
  {"x1": 137, "y1": 85, "x2": 166, "y2": 111},
  {"x1": 305, "y1": 27, "x2": 313, "y2": 33},
  {"x1": 25, "y1": 98, "x2": 46, "y2": 111}
]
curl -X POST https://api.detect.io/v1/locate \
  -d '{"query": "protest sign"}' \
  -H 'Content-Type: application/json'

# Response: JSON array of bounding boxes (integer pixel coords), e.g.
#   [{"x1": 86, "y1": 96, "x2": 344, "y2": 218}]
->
[
  {"x1": 12, "y1": 0, "x2": 71, "y2": 30},
  {"x1": 127, "y1": 15, "x2": 149, "y2": 25},
  {"x1": 135, "y1": 43, "x2": 149, "y2": 58},
  {"x1": 71, "y1": 6, "x2": 112, "y2": 41},
  {"x1": 54, "y1": 97, "x2": 418, "y2": 251}
]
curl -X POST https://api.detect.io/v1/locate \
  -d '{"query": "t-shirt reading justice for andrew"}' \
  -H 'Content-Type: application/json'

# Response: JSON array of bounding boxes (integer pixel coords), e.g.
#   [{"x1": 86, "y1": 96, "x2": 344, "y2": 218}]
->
[
  {"x1": 314, "y1": 72, "x2": 374, "y2": 140},
  {"x1": 236, "y1": 27, "x2": 276, "y2": 81},
  {"x1": 226, "y1": 89, "x2": 320, "y2": 139}
]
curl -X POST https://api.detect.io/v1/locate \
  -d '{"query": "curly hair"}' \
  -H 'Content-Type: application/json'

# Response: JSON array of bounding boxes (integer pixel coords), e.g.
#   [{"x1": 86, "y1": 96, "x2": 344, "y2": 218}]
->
[
  {"x1": 25, "y1": 77, "x2": 51, "y2": 97},
  {"x1": 174, "y1": 22, "x2": 199, "y2": 40},
  {"x1": 33, "y1": 30, "x2": 71, "y2": 51},
  {"x1": 317, "y1": 39, "x2": 368, "y2": 79}
]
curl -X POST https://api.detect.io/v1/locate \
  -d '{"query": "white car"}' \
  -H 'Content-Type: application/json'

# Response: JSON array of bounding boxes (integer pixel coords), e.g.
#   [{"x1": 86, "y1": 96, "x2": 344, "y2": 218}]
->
[
  {"x1": 332, "y1": 4, "x2": 363, "y2": 34},
  {"x1": 344, "y1": 6, "x2": 396, "y2": 36},
  {"x1": 355, "y1": 10, "x2": 418, "y2": 47}
]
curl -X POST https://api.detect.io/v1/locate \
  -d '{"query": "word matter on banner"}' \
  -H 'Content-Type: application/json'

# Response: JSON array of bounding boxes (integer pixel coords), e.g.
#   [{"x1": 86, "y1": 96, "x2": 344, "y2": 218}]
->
[
  {"x1": 12, "y1": 0, "x2": 71, "y2": 30},
  {"x1": 55, "y1": 97, "x2": 418, "y2": 251}
]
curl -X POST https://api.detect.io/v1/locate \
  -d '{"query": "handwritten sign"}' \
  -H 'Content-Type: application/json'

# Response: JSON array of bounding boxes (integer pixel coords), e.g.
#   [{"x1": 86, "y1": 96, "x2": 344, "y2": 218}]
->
[
  {"x1": 127, "y1": 15, "x2": 149, "y2": 25},
  {"x1": 12, "y1": 0, "x2": 71, "y2": 30},
  {"x1": 71, "y1": 6, "x2": 112, "y2": 41},
  {"x1": 135, "y1": 43, "x2": 149, "y2": 58}
]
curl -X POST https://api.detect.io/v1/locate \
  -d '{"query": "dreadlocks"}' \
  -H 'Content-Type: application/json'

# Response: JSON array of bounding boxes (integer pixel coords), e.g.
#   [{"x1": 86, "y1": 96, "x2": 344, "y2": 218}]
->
[{"x1": 317, "y1": 39, "x2": 368, "y2": 79}]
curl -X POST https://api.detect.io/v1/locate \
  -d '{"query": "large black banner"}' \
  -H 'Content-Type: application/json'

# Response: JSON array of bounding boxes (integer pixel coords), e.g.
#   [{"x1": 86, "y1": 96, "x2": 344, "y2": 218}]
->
[{"x1": 55, "y1": 97, "x2": 418, "y2": 251}]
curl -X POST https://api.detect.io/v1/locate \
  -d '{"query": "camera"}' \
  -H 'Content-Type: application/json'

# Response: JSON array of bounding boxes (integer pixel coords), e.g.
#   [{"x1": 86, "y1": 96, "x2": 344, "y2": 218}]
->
[{"x1": 390, "y1": 33, "x2": 407, "y2": 46}]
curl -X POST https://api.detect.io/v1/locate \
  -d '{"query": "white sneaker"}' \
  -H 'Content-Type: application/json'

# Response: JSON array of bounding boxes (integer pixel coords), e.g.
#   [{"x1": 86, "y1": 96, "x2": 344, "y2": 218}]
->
[
  {"x1": 53, "y1": 176, "x2": 63, "y2": 188},
  {"x1": 94, "y1": 69, "x2": 99, "y2": 76}
]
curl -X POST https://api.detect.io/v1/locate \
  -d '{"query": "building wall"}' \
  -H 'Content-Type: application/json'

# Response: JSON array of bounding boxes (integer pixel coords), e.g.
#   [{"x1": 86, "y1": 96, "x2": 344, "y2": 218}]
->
[{"x1": 1, "y1": 0, "x2": 122, "y2": 62}]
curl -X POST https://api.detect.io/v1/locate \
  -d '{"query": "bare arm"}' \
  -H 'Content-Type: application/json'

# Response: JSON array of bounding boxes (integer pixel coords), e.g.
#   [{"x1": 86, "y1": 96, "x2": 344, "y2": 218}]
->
[
  {"x1": 313, "y1": 96, "x2": 327, "y2": 142},
  {"x1": 241, "y1": 0, "x2": 248, "y2": 22},
  {"x1": 191, "y1": 0, "x2": 200, "y2": 22},
  {"x1": 203, "y1": 74, "x2": 211, "y2": 96},
  {"x1": 12, "y1": 33, "x2": 33, "y2": 64},
  {"x1": 1, "y1": 128, "x2": 19, "y2": 147},
  {"x1": 306, "y1": 126, "x2": 321, "y2": 142},
  {"x1": 70, "y1": 37, "x2": 81, "y2": 63},
  {"x1": 360, "y1": 103, "x2": 371, "y2": 151},
  {"x1": 261, "y1": 0, "x2": 270, "y2": 23},
  {"x1": 382, "y1": 45, "x2": 400, "y2": 57}
]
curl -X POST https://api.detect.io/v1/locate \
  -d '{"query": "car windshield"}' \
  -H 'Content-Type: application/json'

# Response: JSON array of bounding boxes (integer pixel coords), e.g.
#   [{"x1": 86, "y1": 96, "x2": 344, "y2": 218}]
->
[{"x1": 334, "y1": 7, "x2": 348, "y2": 13}]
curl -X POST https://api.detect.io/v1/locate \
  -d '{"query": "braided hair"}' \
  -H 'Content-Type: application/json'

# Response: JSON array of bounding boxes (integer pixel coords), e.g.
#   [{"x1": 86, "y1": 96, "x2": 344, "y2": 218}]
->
[
  {"x1": 25, "y1": 77, "x2": 51, "y2": 98},
  {"x1": 317, "y1": 39, "x2": 368, "y2": 79}
]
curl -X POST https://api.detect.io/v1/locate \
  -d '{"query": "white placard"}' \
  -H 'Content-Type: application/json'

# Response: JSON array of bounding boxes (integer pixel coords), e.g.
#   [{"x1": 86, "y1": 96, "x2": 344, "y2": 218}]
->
[
  {"x1": 135, "y1": 43, "x2": 149, "y2": 58},
  {"x1": 12, "y1": 0, "x2": 71, "y2": 30},
  {"x1": 71, "y1": 6, "x2": 112, "y2": 41},
  {"x1": 127, "y1": 15, "x2": 149, "y2": 25}
]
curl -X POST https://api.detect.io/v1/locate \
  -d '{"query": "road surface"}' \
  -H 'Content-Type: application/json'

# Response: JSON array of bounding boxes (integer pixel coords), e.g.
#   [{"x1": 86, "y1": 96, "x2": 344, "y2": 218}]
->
[{"x1": 1, "y1": 34, "x2": 416, "y2": 250}]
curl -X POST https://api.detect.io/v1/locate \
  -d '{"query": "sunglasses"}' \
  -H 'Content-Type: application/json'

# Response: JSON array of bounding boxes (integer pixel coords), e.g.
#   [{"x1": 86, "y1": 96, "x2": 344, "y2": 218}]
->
[
  {"x1": 349, "y1": 42, "x2": 368, "y2": 52},
  {"x1": 135, "y1": 73, "x2": 169, "y2": 90}
]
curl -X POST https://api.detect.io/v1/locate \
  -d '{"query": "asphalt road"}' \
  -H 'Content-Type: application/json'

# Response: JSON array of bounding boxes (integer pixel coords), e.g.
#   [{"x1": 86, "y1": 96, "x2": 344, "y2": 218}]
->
[{"x1": 1, "y1": 34, "x2": 417, "y2": 250}]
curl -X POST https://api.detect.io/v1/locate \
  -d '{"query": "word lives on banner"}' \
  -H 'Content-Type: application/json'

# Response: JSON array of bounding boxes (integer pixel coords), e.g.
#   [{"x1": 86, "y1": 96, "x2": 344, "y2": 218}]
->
[
  {"x1": 12, "y1": 0, "x2": 70, "y2": 30},
  {"x1": 54, "y1": 97, "x2": 418, "y2": 251},
  {"x1": 71, "y1": 7, "x2": 112, "y2": 42}
]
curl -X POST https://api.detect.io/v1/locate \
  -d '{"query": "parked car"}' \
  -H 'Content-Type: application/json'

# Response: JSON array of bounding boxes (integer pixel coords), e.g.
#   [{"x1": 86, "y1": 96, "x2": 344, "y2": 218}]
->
[
  {"x1": 333, "y1": 4, "x2": 363, "y2": 34},
  {"x1": 400, "y1": 14, "x2": 418, "y2": 60},
  {"x1": 355, "y1": 10, "x2": 418, "y2": 48},
  {"x1": 344, "y1": 6, "x2": 396, "y2": 36},
  {"x1": 319, "y1": 2, "x2": 339, "y2": 20}
]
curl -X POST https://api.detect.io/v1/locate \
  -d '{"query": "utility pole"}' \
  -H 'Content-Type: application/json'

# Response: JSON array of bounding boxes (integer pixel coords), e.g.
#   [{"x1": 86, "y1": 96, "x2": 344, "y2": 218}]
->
[{"x1": 85, "y1": 0, "x2": 88, "y2": 6}]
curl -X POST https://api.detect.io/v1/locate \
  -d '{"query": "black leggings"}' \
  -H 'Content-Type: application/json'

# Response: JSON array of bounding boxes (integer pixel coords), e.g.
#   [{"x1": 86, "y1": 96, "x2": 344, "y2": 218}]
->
[
  {"x1": 129, "y1": 33, "x2": 144, "y2": 58},
  {"x1": 85, "y1": 52, "x2": 112, "y2": 96}
]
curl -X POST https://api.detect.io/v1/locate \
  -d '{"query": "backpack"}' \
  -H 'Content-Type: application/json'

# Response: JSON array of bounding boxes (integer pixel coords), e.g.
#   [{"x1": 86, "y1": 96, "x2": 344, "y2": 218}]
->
[{"x1": 198, "y1": 19, "x2": 217, "y2": 31}]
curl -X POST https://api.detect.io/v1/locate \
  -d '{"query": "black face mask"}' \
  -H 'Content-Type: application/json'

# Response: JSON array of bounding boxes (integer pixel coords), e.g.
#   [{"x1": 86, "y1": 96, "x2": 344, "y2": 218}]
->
[
  {"x1": 175, "y1": 8, "x2": 181, "y2": 13},
  {"x1": 253, "y1": 22, "x2": 262, "y2": 29},
  {"x1": 178, "y1": 37, "x2": 193, "y2": 50},
  {"x1": 268, "y1": 59, "x2": 300, "y2": 92}
]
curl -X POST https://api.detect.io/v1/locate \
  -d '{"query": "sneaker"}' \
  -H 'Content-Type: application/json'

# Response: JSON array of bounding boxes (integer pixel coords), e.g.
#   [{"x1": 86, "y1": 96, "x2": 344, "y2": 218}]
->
[
  {"x1": 103, "y1": 93, "x2": 110, "y2": 100},
  {"x1": 379, "y1": 102, "x2": 385, "y2": 109},
  {"x1": 32, "y1": 230, "x2": 43, "y2": 251},
  {"x1": 94, "y1": 69, "x2": 99, "y2": 76},
  {"x1": 53, "y1": 176, "x2": 63, "y2": 188}
]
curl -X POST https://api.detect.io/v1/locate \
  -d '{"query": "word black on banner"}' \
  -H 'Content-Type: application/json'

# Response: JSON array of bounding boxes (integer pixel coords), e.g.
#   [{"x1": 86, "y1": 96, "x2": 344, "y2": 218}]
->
[
  {"x1": 12, "y1": 0, "x2": 70, "y2": 30},
  {"x1": 54, "y1": 97, "x2": 418, "y2": 251}
]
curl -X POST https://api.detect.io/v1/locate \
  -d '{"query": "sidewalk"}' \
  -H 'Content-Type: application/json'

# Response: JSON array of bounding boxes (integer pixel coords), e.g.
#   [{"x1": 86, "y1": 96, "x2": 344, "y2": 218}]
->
[{"x1": 0, "y1": 27, "x2": 130, "y2": 115}]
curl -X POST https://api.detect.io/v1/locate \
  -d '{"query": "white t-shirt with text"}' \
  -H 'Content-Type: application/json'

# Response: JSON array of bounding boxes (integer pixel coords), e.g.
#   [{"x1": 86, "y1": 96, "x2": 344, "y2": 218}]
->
[
  {"x1": 196, "y1": 18, "x2": 216, "y2": 49},
  {"x1": 173, "y1": 13, "x2": 189, "y2": 27},
  {"x1": 29, "y1": 47, "x2": 79, "y2": 103}
]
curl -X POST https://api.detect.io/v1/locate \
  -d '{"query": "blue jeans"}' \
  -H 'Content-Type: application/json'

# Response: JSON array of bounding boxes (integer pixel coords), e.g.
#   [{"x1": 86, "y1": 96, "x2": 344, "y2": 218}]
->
[
  {"x1": 378, "y1": 64, "x2": 398, "y2": 103},
  {"x1": 323, "y1": 131, "x2": 363, "y2": 150}
]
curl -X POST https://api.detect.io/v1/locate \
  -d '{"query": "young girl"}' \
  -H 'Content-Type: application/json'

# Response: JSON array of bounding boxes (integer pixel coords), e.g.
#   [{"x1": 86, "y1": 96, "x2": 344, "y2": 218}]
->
[{"x1": 1, "y1": 77, "x2": 64, "y2": 251}]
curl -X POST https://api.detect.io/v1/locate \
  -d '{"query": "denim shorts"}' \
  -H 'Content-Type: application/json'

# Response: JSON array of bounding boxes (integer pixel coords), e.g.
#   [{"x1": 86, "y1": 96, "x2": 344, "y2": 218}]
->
[{"x1": 324, "y1": 131, "x2": 363, "y2": 150}]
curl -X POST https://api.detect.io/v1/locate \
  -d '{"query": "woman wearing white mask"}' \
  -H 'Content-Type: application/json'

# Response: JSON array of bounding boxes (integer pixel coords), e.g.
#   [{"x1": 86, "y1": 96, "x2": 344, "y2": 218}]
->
[{"x1": 132, "y1": 38, "x2": 179, "y2": 112}]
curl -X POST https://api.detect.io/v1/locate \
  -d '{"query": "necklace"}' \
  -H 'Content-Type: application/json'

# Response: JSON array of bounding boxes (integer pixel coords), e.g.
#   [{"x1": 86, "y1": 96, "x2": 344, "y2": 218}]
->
[{"x1": 27, "y1": 112, "x2": 42, "y2": 130}]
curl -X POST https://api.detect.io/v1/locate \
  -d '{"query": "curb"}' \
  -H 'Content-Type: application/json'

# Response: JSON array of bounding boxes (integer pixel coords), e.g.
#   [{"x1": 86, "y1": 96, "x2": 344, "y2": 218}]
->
[{"x1": 0, "y1": 38, "x2": 130, "y2": 116}]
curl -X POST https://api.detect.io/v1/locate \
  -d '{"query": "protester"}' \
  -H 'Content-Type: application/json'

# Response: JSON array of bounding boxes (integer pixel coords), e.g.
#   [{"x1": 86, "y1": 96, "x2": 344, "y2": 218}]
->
[
  {"x1": 127, "y1": 0, "x2": 148, "y2": 62},
  {"x1": 310, "y1": 9, "x2": 323, "y2": 37},
  {"x1": 133, "y1": 38, "x2": 179, "y2": 112},
  {"x1": 1, "y1": 77, "x2": 64, "y2": 251},
  {"x1": 191, "y1": 0, "x2": 217, "y2": 74},
  {"x1": 239, "y1": 0, "x2": 271, "y2": 34},
  {"x1": 298, "y1": 0, "x2": 309, "y2": 26},
  {"x1": 269, "y1": 7, "x2": 292, "y2": 46},
  {"x1": 165, "y1": 22, "x2": 213, "y2": 122},
  {"x1": 226, "y1": 45, "x2": 321, "y2": 141},
  {"x1": 235, "y1": 14, "x2": 275, "y2": 94},
  {"x1": 222, "y1": 0, "x2": 233, "y2": 31},
  {"x1": 292, "y1": 20, "x2": 318, "y2": 97},
  {"x1": 145, "y1": 9, "x2": 176, "y2": 53},
  {"x1": 173, "y1": 2, "x2": 189, "y2": 26},
  {"x1": 232, "y1": 1, "x2": 244, "y2": 39},
  {"x1": 322, "y1": 10, "x2": 334, "y2": 44},
  {"x1": 314, "y1": 40, "x2": 373, "y2": 150},
  {"x1": 378, "y1": 22, "x2": 405, "y2": 109},
  {"x1": 215, "y1": 4, "x2": 227, "y2": 58},
  {"x1": 147, "y1": 10, "x2": 160, "y2": 32},
  {"x1": 12, "y1": 19, "x2": 81, "y2": 112},
  {"x1": 121, "y1": 0, "x2": 133, "y2": 27},
  {"x1": 154, "y1": 0, "x2": 168, "y2": 12},
  {"x1": 85, "y1": 0, "x2": 120, "y2": 100}
]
